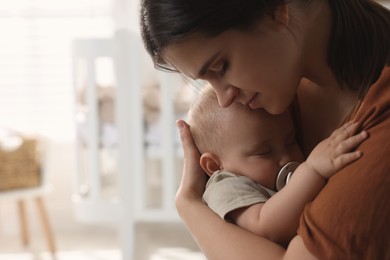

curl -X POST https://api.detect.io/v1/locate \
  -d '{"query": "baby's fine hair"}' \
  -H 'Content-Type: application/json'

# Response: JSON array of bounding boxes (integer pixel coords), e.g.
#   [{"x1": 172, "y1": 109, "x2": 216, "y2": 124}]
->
[{"x1": 188, "y1": 85, "x2": 226, "y2": 155}]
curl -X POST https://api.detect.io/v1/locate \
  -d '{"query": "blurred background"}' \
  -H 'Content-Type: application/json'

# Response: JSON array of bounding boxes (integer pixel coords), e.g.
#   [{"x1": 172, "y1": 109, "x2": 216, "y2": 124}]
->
[
  {"x1": 0, "y1": 0, "x2": 203, "y2": 259},
  {"x1": 0, "y1": 1, "x2": 389, "y2": 260}
]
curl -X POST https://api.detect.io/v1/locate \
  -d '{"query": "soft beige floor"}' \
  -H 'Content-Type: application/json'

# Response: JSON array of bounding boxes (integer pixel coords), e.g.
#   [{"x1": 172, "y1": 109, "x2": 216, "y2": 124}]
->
[{"x1": 0, "y1": 222, "x2": 204, "y2": 260}]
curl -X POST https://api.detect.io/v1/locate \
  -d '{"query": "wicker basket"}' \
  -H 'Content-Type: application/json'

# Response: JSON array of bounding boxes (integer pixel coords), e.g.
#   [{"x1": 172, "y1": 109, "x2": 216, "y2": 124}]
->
[{"x1": 0, "y1": 138, "x2": 41, "y2": 191}]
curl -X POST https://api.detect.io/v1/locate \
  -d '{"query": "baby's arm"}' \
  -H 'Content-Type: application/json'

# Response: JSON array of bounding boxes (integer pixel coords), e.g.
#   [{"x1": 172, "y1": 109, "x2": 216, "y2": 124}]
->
[{"x1": 228, "y1": 121, "x2": 367, "y2": 246}]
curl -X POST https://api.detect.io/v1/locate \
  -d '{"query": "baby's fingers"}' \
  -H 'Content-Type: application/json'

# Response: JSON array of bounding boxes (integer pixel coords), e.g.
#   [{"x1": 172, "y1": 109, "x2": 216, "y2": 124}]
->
[
  {"x1": 332, "y1": 121, "x2": 354, "y2": 135},
  {"x1": 333, "y1": 150, "x2": 363, "y2": 168},
  {"x1": 335, "y1": 130, "x2": 368, "y2": 155},
  {"x1": 332, "y1": 121, "x2": 359, "y2": 141}
]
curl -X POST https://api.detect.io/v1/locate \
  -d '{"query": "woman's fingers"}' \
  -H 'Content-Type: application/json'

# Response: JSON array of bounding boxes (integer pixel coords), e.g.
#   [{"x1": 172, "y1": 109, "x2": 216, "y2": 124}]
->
[
  {"x1": 177, "y1": 120, "x2": 200, "y2": 162},
  {"x1": 176, "y1": 120, "x2": 207, "y2": 197}
]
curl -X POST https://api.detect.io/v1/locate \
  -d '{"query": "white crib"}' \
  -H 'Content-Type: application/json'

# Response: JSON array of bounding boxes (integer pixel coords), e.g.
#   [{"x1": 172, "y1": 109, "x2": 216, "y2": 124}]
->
[{"x1": 72, "y1": 29, "x2": 188, "y2": 260}]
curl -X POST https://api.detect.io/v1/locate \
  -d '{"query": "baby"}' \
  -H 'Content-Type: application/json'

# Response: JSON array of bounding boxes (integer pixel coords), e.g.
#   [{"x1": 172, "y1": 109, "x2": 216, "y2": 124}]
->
[{"x1": 188, "y1": 85, "x2": 367, "y2": 246}]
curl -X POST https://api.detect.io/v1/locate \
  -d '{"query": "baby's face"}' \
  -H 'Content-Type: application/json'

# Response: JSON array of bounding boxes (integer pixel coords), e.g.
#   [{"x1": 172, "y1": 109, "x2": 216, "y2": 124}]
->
[{"x1": 218, "y1": 105, "x2": 304, "y2": 190}]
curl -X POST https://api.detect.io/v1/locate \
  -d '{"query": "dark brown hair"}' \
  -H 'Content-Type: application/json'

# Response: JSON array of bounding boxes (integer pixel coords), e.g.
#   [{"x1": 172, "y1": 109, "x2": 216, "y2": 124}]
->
[
  {"x1": 140, "y1": 0, "x2": 390, "y2": 95},
  {"x1": 140, "y1": 0, "x2": 284, "y2": 68},
  {"x1": 328, "y1": 0, "x2": 390, "y2": 96}
]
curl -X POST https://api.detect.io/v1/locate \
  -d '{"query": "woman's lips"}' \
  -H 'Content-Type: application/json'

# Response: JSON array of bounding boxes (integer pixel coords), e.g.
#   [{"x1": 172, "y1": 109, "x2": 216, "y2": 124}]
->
[{"x1": 248, "y1": 93, "x2": 260, "y2": 110}]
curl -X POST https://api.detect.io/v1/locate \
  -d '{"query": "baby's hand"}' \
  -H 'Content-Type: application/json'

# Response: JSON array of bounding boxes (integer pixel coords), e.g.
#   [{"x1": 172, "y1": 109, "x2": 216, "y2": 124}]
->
[{"x1": 306, "y1": 121, "x2": 368, "y2": 179}]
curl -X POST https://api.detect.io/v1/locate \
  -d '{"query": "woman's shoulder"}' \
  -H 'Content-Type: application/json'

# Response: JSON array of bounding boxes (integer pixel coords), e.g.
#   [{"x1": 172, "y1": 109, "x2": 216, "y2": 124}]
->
[
  {"x1": 363, "y1": 66, "x2": 390, "y2": 102},
  {"x1": 297, "y1": 67, "x2": 390, "y2": 260},
  {"x1": 353, "y1": 66, "x2": 390, "y2": 122}
]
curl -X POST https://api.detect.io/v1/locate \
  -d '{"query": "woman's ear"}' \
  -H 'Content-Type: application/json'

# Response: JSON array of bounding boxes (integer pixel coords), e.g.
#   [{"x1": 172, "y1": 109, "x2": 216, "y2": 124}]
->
[
  {"x1": 273, "y1": 3, "x2": 289, "y2": 27},
  {"x1": 200, "y1": 152, "x2": 222, "y2": 177}
]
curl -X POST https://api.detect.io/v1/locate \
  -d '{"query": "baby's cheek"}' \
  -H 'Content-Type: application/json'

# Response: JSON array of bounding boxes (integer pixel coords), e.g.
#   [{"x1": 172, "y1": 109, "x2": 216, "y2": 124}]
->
[{"x1": 251, "y1": 163, "x2": 277, "y2": 190}]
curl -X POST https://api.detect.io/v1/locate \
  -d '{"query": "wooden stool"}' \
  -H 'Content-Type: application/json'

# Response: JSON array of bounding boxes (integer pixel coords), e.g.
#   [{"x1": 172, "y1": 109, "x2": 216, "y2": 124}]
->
[
  {"x1": 17, "y1": 196, "x2": 56, "y2": 255},
  {"x1": 0, "y1": 134, "x2": 56, "y2": 255}
]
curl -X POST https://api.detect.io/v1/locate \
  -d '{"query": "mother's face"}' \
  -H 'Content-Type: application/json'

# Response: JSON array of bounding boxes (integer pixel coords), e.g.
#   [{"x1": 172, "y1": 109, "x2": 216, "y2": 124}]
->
[{"x1": 163, "y1": 18, "x2": 304, "y2": 115}]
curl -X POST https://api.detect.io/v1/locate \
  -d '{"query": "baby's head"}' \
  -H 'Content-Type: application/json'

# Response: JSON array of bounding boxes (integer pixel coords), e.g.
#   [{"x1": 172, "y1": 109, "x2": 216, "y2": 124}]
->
[
  {"x1": 188, "y1": 85, "x2": 226, "y2": 155},
  {"x1": 188, "y1": 84, "x2": 304, "y2": 190}
]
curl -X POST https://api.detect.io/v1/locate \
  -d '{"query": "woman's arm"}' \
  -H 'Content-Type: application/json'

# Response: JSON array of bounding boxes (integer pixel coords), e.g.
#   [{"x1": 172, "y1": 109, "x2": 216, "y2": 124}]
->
[{"x1": 176, "y1": 120, "x2": 318, "y2": 260}]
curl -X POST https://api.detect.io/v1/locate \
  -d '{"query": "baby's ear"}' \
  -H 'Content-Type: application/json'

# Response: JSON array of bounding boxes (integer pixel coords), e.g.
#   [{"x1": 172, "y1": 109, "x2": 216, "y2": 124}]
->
[{"x1": 200, "y1": 152, "x2": 221, "y2": 177}]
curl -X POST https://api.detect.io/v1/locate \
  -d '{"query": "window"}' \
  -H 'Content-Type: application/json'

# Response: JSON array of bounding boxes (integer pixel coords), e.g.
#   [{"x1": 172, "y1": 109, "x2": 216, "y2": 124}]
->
[{"x1": 0, "y1": 0, "x2": 114, "y2": 141}]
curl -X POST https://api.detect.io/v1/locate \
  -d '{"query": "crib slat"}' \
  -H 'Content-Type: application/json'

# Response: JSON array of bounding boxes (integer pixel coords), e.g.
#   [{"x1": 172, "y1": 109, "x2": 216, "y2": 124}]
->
[
  {"x1": 159, "y1": 71, "x2": 177, "y2": 215},
  {"x1": 86, "y1": 58, "x2": 101, "y2": 200},
  {"x1": 113, "y1": 30, "x2": 144, "y2": 260},
  {"x1": 72, "y1": 30, "x2": 183, "y2": 260}
]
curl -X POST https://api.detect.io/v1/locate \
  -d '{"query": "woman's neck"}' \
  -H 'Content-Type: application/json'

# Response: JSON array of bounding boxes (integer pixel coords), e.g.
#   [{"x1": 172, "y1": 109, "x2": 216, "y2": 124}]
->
[
  {"x1": 297, "y1": 78, "x2": 359, "y2": 156},
  {"x1": 300, "y1": 0, "x2": 339, "y2": 89},
  {"x1": 290, "y1": 0, "x2": 358, "y2": 154}
]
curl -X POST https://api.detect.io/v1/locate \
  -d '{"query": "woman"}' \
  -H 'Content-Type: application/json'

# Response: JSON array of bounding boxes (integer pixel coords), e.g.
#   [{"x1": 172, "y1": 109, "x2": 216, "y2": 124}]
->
[{"x1": 140, "y1": 0, "x2": 390, "y2": 259}]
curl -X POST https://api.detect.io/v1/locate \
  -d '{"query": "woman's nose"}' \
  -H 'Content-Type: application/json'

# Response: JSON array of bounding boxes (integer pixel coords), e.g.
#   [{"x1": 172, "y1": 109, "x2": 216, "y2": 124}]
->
[{"x1": 209, "y1": 80, "x2": 238, "y2": 108}]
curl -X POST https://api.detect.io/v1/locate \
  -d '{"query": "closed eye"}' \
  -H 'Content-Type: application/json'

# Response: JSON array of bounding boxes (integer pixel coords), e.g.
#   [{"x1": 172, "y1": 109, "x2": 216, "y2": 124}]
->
[
  {"x1": 254, "y1": 150, "x2": 272, "y2": 157},
  {"x1": 209, "y1": 60, "x2": 229, "y2": 78},
  {"x1": 218, "y1": 61, "x2": 229, "y2": 77}
]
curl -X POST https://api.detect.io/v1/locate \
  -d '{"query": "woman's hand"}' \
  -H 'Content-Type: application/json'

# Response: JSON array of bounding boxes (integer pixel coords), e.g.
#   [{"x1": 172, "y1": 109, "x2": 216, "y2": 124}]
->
[
  {"x1": 175, "y1": 120, "x2": 208, "y2": 208},
  {"x1": 174, "y1": 119, "x2": 296, "y2": 260}
]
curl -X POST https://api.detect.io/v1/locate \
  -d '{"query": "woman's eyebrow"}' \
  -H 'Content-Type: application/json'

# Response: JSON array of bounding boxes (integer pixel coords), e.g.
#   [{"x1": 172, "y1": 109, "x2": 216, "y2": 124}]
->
[{"x1": 196, "y1": 52, "x2": 221, "y2": 78}]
